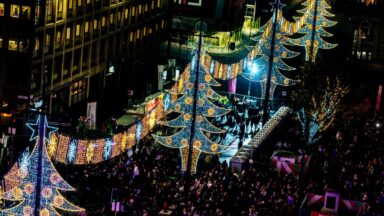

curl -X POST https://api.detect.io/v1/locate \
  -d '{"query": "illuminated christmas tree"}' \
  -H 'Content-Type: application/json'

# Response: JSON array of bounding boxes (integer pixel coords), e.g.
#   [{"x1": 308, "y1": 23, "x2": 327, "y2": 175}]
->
[
  {"x1": 297, "y1": 78, "x2": 348, "y2": 144},
  {"x1": 242, "y1": 3, "x2": 299, "y2": 99},
  {"x1": 152, "y1": 54, "x2": 231, "y2": 173},
  {"x1": 0, "y1": 116, "x2": 84, "y2": 216},
  {"x1": 286, "y1": 0, "x2": 337, "y2": 62}
]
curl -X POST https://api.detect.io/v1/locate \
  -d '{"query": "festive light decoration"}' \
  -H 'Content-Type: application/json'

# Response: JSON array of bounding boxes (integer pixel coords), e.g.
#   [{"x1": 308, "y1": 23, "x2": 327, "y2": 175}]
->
[
  {"x1": 243, "y1": 3, "x2": 299, "y2": 99},
  {"x1": 48, "y1": 93, "x2": 165, "y2": 165},
  {"x1": 285, "y1": 0, "x2": 337, "y2": 62},
  {"x1": 152, "y1": 54, "x2": 231, "y2": 173},
  {"x1": 0, "y1": 116, "x2": 84, "y2": 216},
  {"x1": 297, "y1": 78, "x2": 348, "y2": 144}
]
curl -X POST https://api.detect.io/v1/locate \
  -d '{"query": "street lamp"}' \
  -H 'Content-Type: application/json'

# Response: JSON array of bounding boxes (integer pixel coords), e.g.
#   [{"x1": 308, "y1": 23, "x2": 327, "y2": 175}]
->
[{"x1": 247, "y1": 62, "x2": 259, "y2": 98}]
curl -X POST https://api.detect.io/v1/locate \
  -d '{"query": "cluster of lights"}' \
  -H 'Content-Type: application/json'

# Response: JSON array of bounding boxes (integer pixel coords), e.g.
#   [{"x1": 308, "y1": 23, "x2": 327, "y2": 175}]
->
[
  {"x1": 285, "y1": 0, "x2": 337, "y2": 62},
  {"x1": 48, "y1": 93, "x2": 165, "y2": 165},
  {"x1": 243, "y1": 6, "x2": 299, "y2": 99},
  {"x1": 0, "y1": 116, "x2": 84, "y2": 216},
  {"x1": 152, "y1": 52, "x2": 231, "y2": 173}
]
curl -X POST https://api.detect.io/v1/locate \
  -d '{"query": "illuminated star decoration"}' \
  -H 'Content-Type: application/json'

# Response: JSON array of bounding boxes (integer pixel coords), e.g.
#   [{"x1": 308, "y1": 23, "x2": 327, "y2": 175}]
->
[
  {"x1": 0, "y1": 115, "x2": 84, "y2": 216},
  {"x1": 26, "y1": 115, "x2": 58, "y2": 142},
  {"x1": 242, "y1": 1, "x2": 299, "y2": 99},
  {"x1": 152, "y1": 53, "x2": 232, "y2": 173},
  {"x1": 285, "y1": 0, "x2": 337, "y2": 62}
]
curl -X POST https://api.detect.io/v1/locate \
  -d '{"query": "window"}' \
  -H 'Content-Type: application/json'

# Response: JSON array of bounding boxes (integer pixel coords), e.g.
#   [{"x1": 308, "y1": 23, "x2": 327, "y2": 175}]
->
[
  {"x1": 151, "y1": 1, "x2": 154, "y2": 10},
  {"x1": 10, "y1": 5, "x2": 20, "y2": 18},
  {"x1": 76, "y1": 24, "x2": 81, "y2": 37},
  {"x1": 57, "y1": 0, "x2": 63, "y2": 18},
  {"x1": 145, "y1": 4, "x2": 148, "y2": 13},
  {"x1": 55, "y1": 31, "x2": 62, "y2": 49},
  {"x1": 87, "y1": 0, "x2": 91, "y2": 4},
  {"x1": 130, "y1": 32, "x2": 133, "y2": 42},
  {"x1": 19, "y1": 39, "x2": 29, "y2": 52},
  {"x1": 102, "y1": 17, "x2": 106, "y2": 27},
  {"x1": 68, "y1": 0, "x2": 73, "y2": 9},
  {"x1": 93, "y1": 20, "x2": 98, "y2": 30},
  {"x1": 131, "y1": 6, "x2": 135, "y2": 17},
  {"x1": 8, "y1": 39, "x2": 18, "y2": 51},
  {"x1": 45, "y1": 34, "x2": 51, "y2": 52},
  {"x1": 70, "y1": 79, "x2": 87, "y2": 104},
  {"x1": 138, "y1": 5, "x2": 141, "y2": 15},
  {"x1": 109, "y1": 14, "x2": 114, "y2": 24},
  {"x1": 124, "y1": 9, "x2": 128, "y2": 20},
  {"x1": 157, "y1": 0, "x2": 161, "y2": 8},
  {"x1": 0, "y1": 37, "x2": 3, "y2": 48},
  {"x1": 77, "y1": 0, "x2": 82, "y2": 7},
  {"x1": 35, "y1": 5, "x2": 41, "y2": 24},
  {"x1": 66, "y1": 27, "x2": 71, "y2": 40},
  {"x1": 85, "y1": 21, "x2": 89, "y2": 33},
  {"x1": 0, "y1": 3, "x2": 4, "y2": 16},
  {"x1": 143, "y1": 27, "x2": 146, "y2": 36},
  {"x1": 46, "y1": 0, "x2": 54, "y2": 21},
  {"x1": 33, "y1": 38, "x2": 40, "y2": 56},
  {"x1": 21, "y1": 6, "x2": 31, "y2": 19},
  {"x1": 136, "y1": 29, "x2": 140, "y2": 39}
]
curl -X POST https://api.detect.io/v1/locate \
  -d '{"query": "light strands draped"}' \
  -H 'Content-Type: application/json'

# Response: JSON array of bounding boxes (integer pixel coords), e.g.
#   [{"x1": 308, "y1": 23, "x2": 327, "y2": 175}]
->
[{"x1": 285, "y1": 0, "x2": 337, "y2": 62}]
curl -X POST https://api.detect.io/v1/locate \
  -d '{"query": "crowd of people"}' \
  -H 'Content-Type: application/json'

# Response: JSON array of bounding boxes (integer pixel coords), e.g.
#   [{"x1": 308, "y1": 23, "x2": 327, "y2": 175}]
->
[{"x1": 59, "y1": 118, "x2": 302, "y2": 216}]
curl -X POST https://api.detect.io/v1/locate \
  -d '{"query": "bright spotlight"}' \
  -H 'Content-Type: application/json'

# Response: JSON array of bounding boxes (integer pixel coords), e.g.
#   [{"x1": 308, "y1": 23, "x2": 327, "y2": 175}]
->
[
  {"x1": 375, "y1": 122, "x2": 381, "y2": 128},
  {"x1": 250, "y1": 63, "x2": 259, "y2": 74}
]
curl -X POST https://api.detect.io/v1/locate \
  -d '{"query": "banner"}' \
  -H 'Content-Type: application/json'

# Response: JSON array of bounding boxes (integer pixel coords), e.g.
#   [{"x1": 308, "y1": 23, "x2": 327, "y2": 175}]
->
[
  {"x1": 86, "y1": 102, "x2": 97, "y2": 130},
  {"x1": 229, "y1": 78, "x2": 237, "y2": 94},
  {"x1": 375, "y1": 85, "x2": 382, "y2": 113}
]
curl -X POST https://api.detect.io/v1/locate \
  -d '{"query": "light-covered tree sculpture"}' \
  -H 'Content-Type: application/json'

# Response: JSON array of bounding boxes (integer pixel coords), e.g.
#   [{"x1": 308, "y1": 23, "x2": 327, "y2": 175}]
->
[
  {"x1": 152, "y1": 54, "x2": 231, "y2": 173},
  {"x1": 297, "y1": 78, "x2": 348, "y2": 144},
  {"x1": 0, "y1": 116, "x2": 84, "y2": 216},
  {"x1": 242, "y1": 3, "x2": 299, "y2": 99},
  {"x1": 286, "y1": 0, "x2": 337, "y2": 62}
]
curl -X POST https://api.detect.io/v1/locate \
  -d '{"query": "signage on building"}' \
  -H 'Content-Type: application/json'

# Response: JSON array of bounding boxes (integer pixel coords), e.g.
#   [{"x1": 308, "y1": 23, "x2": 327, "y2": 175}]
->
[{"x1": 86, "y1": 102, "x2": 97, "y2": 130}]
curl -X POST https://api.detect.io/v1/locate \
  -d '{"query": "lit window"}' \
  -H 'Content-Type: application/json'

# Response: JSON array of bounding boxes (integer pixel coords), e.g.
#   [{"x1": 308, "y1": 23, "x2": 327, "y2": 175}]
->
[
  {"x1": 110, "y1": 14, "x2": 114, "y2": 24},
  {"x1": 58, "y1": 0, "x2": 63, "y2": 11},
  {"x1": 131, "y1": 6, "x2": 135, "y2": 17},
  {"x1": 85, "y1": 21, "x2": 89, "y2": 33},
  {"x1": 124, "y1": 9, "x2": 128, "y2": 19},
  {"x1": 149, "y1": 28, "x2": 152, "y2": 34},
  {"x1": 66, "y1": 27, "x2": 71, "y2": 39},
  {"x1": 136, "y1": 29, "x2": 140, "y2": 39},
  {"x1": 161, "y1": 20, "x2": 164, "y2": 29},
  {"x1": 157, "y1": 0, "x2": 161, "y2": 8},
  {"x1": 0, "y1": 37, "x2": 3, "y2": 48},
  {"x1": 117, "y1": 12, "x2": 121, "y2": 22},
  {"x1": 138, "y1": 5, "x2": 142, "y2": 14},
  {"x1": 77, "y1": 0, "x2": 82, "y2": 7},
  {"x1": 69, "y1": 0, "x2": 73, "y2": 9},
  {"x1": 143, "y1": 27, "x2": 146, "y2": 36},
  {"x1": 102, "y1": 17, "x2": 106, "y2": 27},
  {"x1": 151, "y1": 0, "x2": 154, "y2": 10},
  {"x1": 46, "y1": 34, "x2": 51, "y2": 46},
  {"x1": 93, "y1": 20, "x2": 98, "y2": 30},
  {"x1": 130, "y1": 32, "x2": 133, "y2": 42},
  {"x1": 145, "y1": 4, "x2": 148, "y2": 13},
  {"x1": 10, "y1": 5, "x2": 20, "y2": 18},
  {"x1": 56, "y1": 31, "x2": 61, "y2": 43},
  {"x1": 21, "y1": 6, "x2": 31, "y2": 19},
  {"x1": 19, "y1": 39, "x2": 29, "y2": 52},
  {"x1": 34, "y1": 38, "x2": 39, "y2": 52},
  {"x1": 76, "y1": 24, "x2": 81, "y2": 36},
  {"x1": 0, "y1": 3, "x2": 5, "y2": 16},
  {"x1": 87, "y1": 0, "x2": 91, "y2": 4},
  {"x1": 8, "y1": 39, "x2": 18, "y2": 51}
]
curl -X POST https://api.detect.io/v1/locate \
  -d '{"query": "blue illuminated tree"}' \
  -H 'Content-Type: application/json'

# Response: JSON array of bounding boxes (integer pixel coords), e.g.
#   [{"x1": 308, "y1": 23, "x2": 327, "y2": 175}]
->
[
  {"x1": 152, "y1": 54, "x2": 231, "y2": 173},
  {"x1": 0, "y1": 116, "x2": 84, "y2": 216},
  {"x1": 285, "y1": 0, "x2": 337, "y2": 62},
  {"x1": 243, "y1": 3, "x2": 299, "y2": 99},
  {"x1": 297, "y1": 78, "x2": 348, "y2": 144}
]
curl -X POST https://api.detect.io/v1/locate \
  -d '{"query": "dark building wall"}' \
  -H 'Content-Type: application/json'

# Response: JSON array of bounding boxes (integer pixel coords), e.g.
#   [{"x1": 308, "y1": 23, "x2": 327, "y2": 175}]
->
[{"x1": 0, "y1": 0, "x2": 170, "y2": 120}]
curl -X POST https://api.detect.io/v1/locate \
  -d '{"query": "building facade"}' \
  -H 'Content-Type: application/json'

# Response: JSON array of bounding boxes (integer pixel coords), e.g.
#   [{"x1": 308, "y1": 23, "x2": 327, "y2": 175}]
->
[{"x1": 0, "y1": 0, "x2": 170, "y2": 120}]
